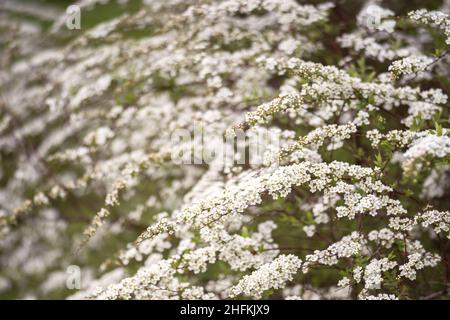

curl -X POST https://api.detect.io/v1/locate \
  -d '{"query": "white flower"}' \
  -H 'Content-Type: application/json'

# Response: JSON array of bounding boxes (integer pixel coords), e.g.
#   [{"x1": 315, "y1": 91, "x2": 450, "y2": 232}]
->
[
  {"x1": 389, "y1": 55, "x2": 434, "y2": 78},
  {"x1": 303, "y1": 225, "x2": 316, "y2": 237},
  {"x1": 229, "y1": 255, "x2": 302, "y2": 298}
]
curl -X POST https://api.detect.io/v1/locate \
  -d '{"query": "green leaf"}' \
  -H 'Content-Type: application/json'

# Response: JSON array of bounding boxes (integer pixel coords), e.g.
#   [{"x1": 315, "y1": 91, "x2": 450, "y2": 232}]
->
[
  {"x1": 434, "y1": 121, "x2": 443, "y2": 136},
  {"x1": 375, "y1": 152, "x2": 383, "y2": 167},
  {"x1": 241, "y1": 226, "x2": 249, "y2": 238}
]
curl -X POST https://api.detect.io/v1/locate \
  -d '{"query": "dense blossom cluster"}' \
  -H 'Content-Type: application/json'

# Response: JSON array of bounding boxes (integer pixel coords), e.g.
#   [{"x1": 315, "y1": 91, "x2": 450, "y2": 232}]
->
[
  {"x1": 409, "y1": 9, "x2": 450, "y2": 45},
  {"x1": 389, "y1": 55, "x2": 435, "y2": 78},
  {"x1": 0, "y1": 0, "x2": 449, "y2": 300},
  {"x1": 229, "y1": 255, "x2": 302, "y2": 298}
]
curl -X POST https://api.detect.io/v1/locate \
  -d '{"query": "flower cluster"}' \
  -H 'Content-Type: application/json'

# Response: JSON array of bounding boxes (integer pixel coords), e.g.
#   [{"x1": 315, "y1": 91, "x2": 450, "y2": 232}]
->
[
  {"x1": 417, "y1": 210, "x2": 450, "y2": 238},
  {"x1": 389, "y1": 55, "x2": 434, "y2": 78},
  {"x1": 409, "y1": 9, "x2": 450, "y2": 45},
  {"x1": 229, "y1": 255, "x2": 302, "y2": 298}
]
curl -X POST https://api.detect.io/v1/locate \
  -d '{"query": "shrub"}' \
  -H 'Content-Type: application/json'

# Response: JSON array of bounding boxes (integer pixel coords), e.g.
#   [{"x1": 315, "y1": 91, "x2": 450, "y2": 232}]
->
[{"x1": 0, "y1": 0, "x2": 449, "y2": 300}]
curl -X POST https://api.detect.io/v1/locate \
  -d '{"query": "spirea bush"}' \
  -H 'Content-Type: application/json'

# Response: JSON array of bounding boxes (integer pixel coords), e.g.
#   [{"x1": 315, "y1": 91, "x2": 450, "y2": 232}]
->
[{"x1": 0, "y1": 0, "x2": 449, "y2": 300}]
